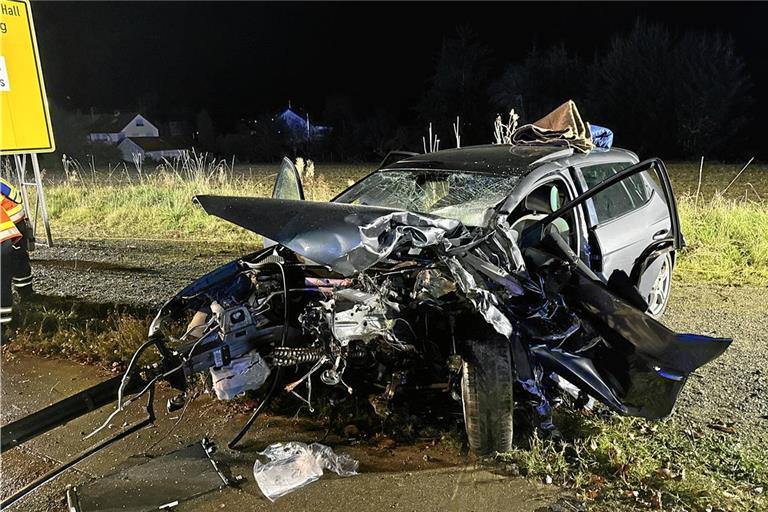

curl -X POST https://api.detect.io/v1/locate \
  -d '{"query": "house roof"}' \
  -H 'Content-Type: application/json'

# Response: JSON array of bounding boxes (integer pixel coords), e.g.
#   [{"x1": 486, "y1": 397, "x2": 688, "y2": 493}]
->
[
  {"x1": 89, "y1": 113, "x2": 142, "y2": 133},
  {"x1": 122, "y1": 137, "x2": 183, "y2": 151},
  {"x1": 277, "y1": 108, "x2": 307, "y2": 130},
  {"x1": 277, "y1": 107, "x2": 330, "y2": 136}
]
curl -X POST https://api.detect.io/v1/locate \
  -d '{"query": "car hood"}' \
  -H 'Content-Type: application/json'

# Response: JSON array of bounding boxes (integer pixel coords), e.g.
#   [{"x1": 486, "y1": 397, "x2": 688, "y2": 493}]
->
[{"x1": 194, "y1": 195, "x2": 463, "y2": 275}]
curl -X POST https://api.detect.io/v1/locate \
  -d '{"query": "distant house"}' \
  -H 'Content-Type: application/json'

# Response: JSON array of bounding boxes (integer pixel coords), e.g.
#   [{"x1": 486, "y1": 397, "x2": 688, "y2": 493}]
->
[
  {"x1": 88, "y1": 113, "x2": 159, "y2": 143},
  {"x1": 117, "y1": 137, "x2": 186, "y2": 163},
  {"x1": 88, "y1": 112, "x2": 187, "y2": 162},
  {"x1": 276, "y1": 107, "x2": 331, "y2": 143}
]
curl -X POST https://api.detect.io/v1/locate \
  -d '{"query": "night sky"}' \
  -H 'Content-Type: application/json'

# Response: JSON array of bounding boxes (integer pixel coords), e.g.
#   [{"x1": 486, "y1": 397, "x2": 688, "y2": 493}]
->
[{"x1": 33, "y1": 2, "x2": 768, "y2": 131}]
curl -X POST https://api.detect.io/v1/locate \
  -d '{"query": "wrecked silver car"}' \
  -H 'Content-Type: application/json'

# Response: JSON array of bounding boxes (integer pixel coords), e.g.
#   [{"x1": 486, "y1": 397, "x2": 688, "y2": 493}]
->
[
  {"x1": 174, "y1": 146, "x2": 731, "y2": 451},
  {"x1": 1, "y1": 144, "x2": 731, "y2": 505}
]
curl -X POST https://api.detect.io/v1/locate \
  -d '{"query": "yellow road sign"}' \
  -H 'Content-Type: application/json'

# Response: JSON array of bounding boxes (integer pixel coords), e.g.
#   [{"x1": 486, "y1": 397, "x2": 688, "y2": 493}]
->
[{"x1": 0, "y1": 0, "x2": 54, "y2": 154}]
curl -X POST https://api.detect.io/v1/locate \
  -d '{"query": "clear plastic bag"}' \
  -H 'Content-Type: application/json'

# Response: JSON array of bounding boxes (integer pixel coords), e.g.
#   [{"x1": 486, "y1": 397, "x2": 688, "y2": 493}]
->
[
  {"x1": 253, "y1": 442, "x2": 358, "y2": 501},
  {"x1": 309, "y1": 443, "x2": 359, "y2": 476}
]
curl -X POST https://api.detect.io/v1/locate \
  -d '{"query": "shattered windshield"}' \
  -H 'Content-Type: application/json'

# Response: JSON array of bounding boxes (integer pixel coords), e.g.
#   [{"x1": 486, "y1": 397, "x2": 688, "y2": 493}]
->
[{"x1": 334, "y1": 170, "x2": 520, "y2": 226}]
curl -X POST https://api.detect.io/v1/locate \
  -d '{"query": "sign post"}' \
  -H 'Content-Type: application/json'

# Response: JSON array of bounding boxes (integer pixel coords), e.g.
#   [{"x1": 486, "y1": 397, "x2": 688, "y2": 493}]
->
[{"x1": 0, "y1": 0, "x2": 55, "y2": 246}]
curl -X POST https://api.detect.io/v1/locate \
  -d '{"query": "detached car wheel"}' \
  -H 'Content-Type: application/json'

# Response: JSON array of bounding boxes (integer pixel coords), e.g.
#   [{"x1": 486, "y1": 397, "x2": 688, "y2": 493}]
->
[
  {"x1": 646, "y1": 252, "x2": 673, "y2": 319},
  {"x1": 461, "y1": 335, "x2": 515, "y2": 455}
]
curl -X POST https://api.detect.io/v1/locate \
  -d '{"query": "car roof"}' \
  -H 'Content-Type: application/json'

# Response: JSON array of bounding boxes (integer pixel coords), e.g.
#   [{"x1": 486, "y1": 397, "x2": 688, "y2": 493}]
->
[{"x1": 382, "y1": 144, "x2": 638, "y2": 176}]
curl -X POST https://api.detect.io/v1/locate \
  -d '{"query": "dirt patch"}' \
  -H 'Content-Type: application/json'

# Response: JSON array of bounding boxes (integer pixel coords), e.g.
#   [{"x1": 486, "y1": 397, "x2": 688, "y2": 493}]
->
[{"x1": 5, "y1": 294, "x2": 151, "y2": 368}]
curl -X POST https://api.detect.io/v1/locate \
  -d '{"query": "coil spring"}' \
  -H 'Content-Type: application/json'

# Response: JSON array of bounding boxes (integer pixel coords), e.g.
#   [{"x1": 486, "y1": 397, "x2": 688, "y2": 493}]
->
[
  {"x1": 272, "y1": 346, "x2": 325, "y2": 366},
  {"x1": 271, "y1": 346, "x2": 368, "y2": 367}
]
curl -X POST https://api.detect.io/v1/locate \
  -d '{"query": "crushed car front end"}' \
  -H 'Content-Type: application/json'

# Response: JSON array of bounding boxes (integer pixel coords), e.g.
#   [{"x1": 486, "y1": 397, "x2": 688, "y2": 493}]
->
[{"x1": 143, "y1": 180, "x2": 730, "y2": 454}]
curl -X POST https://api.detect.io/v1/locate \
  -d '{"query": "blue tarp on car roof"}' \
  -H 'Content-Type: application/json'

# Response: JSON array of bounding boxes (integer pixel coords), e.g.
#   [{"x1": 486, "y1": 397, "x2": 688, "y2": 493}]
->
[{"x1": 590, "y1": 125, "x2": 614, "y2": 149}]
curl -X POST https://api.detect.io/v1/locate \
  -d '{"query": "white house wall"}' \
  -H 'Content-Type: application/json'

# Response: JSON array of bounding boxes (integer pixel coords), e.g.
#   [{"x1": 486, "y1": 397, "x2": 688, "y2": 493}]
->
[
  {"x1": 117, "y1": 140, "x2": 185, "y2": 163},
  {"x1": 145, "y1": 149, "x2": 184, "y2": 161}
]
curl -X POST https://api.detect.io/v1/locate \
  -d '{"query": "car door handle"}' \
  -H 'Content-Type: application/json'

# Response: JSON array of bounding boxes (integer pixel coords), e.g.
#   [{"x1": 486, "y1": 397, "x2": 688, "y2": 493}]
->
[{"x1": 652, "y1": 229, "x2": 670, "y2": 240}]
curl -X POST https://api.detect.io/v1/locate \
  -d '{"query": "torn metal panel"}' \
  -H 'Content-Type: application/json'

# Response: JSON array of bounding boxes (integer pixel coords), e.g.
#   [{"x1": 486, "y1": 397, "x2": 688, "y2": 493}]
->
[
  {"x1": 443, "y1": 255, "x2": 514, "y2": 338},
  {"x1": 566, "y1": 271, "x2": 730, "y2": 373},
  {"x1": 358, "y1": 211, "x2": 464, "y2": 256},
  {"x1": 193, "y1": 196, "x2": 402, "y2": 275}
]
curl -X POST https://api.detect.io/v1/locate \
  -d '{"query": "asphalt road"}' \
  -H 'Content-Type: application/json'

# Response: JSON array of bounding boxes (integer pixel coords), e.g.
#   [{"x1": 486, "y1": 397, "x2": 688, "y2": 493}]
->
[{"x1": 0, "y1": 354, "x2": 561, "y2": 511}]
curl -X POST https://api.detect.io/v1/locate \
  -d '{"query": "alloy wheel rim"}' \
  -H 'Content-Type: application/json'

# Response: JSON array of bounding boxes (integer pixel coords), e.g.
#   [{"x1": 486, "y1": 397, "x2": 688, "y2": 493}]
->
[{"x1": 647, "y1": 255, "x2": 671, "y2": 316}]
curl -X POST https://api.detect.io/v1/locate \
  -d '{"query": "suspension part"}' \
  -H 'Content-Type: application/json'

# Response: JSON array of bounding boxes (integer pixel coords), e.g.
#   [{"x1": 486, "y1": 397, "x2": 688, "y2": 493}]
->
[{"x1": 271, "y1": 346, "x2": 325, "y2": 366}]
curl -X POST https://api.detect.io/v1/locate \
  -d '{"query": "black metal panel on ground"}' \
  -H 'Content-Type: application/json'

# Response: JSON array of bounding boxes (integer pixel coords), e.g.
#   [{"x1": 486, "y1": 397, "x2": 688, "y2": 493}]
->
[{"x1": 66, "y1": 439, "x2": 231, "y2": 512}]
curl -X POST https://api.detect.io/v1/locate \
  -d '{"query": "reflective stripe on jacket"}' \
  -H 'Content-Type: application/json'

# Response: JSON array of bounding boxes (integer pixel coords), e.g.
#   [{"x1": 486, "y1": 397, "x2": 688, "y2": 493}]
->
[
  {"x1": 0, "y1": 207, "x2": 21, "y2": 243},
  {"x1": 0, "y1": 177, "x2": 25, "y2": 223}
]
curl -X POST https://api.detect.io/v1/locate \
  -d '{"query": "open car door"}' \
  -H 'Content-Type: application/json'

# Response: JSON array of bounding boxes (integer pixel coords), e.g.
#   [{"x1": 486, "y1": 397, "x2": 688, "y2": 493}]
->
[
  {"x1": 519, "y1": 162, "x2": 727, "y2": 418},
  {"x1": 521, "y1": 158, "x2": 683, "y2": 303},
  {"x1": 272, "y1": 157, "x2": 305, "y2": 200}
]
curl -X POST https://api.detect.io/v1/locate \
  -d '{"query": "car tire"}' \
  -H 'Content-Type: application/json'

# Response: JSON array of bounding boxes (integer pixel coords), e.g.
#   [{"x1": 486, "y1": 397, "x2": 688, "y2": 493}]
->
[
  {"x1": 461, "y1": 335, "x2": 515, "y2": 456},
  {"x1": 646, "y1": 252, "x2": 673, "y2": 319}
]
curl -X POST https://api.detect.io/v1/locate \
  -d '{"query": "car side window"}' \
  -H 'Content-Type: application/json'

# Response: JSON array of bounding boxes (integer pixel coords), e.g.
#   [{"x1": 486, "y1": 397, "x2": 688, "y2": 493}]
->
[{"x1": 580, "y1": 162, "x2": 653, "y2": 224}]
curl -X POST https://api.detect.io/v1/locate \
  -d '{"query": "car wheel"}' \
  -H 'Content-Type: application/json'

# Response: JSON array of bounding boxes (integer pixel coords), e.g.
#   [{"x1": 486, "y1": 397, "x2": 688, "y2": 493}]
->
[
  {"x1": 461, "y1": 335, "x2": 514, "y2": 456},
  {"x1": 646, "y1": 252, "x2": 673, "y2": 319}
]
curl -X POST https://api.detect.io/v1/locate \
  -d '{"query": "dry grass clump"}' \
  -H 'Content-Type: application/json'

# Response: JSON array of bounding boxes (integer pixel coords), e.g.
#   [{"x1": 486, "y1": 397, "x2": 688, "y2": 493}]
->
[{"x1": 9, "y1": 296, "x2": 152, "y2": 368}]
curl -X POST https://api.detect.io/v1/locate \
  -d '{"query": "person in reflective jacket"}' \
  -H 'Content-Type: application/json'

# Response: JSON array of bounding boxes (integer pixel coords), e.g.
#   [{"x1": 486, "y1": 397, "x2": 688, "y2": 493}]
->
[{"x1": 1, "y1": 177, "x2": 34, "y2": 334}]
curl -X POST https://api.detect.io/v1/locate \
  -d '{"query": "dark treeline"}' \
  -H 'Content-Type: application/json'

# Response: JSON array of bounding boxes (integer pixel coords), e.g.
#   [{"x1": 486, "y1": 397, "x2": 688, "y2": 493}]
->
[
  {"x1": 50, "y1": 20, "x2": 753, "y2": 165},
  {"x1": 419, "y1": 20, "x2": 753, "y2": 160}
]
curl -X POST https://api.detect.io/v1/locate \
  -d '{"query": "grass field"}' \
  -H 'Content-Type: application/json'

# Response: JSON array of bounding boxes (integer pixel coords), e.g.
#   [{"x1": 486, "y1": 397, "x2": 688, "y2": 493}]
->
[{"x1": 23, "y1": 155, "x2": 767, "y2": 286}]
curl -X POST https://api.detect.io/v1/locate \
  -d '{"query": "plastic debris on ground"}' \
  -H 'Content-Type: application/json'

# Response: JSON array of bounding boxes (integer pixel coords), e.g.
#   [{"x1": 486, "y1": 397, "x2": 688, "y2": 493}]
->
[{"x1": 252, "y1": 442, "x2": 359, "y2": 501}]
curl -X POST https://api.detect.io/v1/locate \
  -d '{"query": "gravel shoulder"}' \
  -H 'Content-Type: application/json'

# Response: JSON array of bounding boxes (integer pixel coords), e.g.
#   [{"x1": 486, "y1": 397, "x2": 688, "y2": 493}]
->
[
  {"x1": 27, "y1": 240, "x2": 768, "y2": 444},
  {"x1": 664, "y1": 282, "x2": 768, "y2": 444},
  {"x1": 29, "y1": 239, "x2": 252, "y2": 309}
]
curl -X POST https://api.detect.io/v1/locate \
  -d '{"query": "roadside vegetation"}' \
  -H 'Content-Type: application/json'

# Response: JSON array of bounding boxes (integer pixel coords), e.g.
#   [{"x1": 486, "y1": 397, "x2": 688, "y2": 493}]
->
[
  {"x1": 497, "y1": 408, "x2": 767, "y2": 511},
  {"x1": 9, "y1": 296, "x2": 150, "y2": 367}
]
